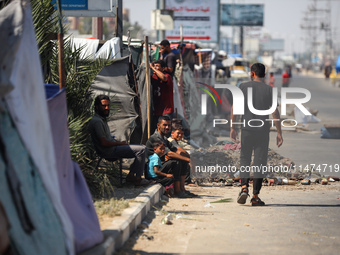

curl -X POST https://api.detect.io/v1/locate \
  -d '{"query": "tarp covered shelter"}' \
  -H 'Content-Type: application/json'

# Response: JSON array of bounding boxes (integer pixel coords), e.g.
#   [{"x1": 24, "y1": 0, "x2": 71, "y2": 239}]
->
[{"x1": 0, "y1": 1, "x2": 103, "y2": 253}]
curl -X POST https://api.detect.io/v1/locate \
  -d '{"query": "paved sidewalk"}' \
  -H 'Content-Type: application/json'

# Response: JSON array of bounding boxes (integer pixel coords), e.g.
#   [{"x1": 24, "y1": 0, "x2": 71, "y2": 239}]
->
[{"x1": 79, "y1": 184, "x2": 164, "y2": 255}]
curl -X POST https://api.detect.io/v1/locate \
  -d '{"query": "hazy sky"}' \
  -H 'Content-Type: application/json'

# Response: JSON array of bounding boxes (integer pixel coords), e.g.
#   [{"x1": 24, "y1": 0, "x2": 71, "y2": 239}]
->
[{"x1": 123, "y1": 0, "x2": 340, "y2": 55}]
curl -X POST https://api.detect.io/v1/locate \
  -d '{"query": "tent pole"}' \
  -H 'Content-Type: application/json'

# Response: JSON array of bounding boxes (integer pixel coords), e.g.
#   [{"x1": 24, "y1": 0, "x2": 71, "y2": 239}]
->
[
  {"x1": 58, "y1": 33, "x2": 66, "y2": 89},
  {"x1": 145, "y1": 36, "x2": 151, "y2": 138},
  {"x1": 56, "y1": 0, "x2": 65, "y2": 89}
]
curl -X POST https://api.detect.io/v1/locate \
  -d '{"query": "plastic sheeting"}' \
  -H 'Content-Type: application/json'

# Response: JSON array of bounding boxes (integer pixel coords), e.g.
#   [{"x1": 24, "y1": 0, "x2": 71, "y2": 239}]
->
[
  {"x1": 46, "y1": 85, "x2": 103, "y2": 253},
  {"x1": 71, "y1": 38, "x2": 99, "y2": 59},
  {"x1": 1, "y1": 1, "x2": 74, "y2": 253},
  {"x1": 0, "y1": 109, "x2": 68, "y2": 255},
  {"x1": 336, "y1": 54, "x2": 340, "y2": 74},
  {"x1": 95, "y1": 37, "x2": 121, "y2": 59},
  {"x1": 92, "y1": 56, "x2": 140, "y2": 143}
]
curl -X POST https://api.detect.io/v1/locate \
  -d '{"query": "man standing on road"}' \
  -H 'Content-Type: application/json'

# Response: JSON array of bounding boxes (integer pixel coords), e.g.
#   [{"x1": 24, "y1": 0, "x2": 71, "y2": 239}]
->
[
  {"x1": 230, "y1": 63, "x2": 283, "y2": 206},
  {"x1": 282, "y1": 69, "x2": 290, "y2": 87},
  {"x1": 159, "y1": 39, "x2": 177, "y2": 77}
]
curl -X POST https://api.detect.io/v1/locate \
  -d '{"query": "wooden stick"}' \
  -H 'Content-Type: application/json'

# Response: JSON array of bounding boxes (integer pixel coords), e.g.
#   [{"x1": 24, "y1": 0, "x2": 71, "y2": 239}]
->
[
  {"x1": 145, "y1": 36, "x2": 151, "y2": 138},
  {"x1": 198, "y1": 48, "x2": 202, "y2": 65},
  {"x1": 58, "y1": 33, "x2": 66, "y2": 89}
]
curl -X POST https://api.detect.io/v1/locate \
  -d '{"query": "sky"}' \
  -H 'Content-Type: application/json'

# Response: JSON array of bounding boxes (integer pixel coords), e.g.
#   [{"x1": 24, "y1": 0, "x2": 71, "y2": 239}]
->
[{"x1": 123, "y1": 0, "x2": 340, "y2": 55}]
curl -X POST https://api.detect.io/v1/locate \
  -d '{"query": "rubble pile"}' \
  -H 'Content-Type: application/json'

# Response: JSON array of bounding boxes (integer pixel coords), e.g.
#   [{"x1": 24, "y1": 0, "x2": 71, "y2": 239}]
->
[{"x1": 190, "y1": 142, "x2": 338, "y2": 186}]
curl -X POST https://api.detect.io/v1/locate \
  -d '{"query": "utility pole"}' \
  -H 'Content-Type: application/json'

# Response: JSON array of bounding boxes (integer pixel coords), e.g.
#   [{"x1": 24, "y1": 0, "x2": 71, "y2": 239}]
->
[
  {"x1": 300, "y1": 0, "x2": 334, "y2": 63},
  {"x1": 157, "y1": 0, "x2": 166, "y2": 41}
]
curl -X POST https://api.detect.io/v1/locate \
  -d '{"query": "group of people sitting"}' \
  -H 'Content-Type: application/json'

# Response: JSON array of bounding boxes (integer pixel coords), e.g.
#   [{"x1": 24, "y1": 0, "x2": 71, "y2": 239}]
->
[
  {"x1": 88, "y1": 96, "x2": 195, "y2": 198},
  {"x1": 88, "y1": 39, "x2": 196, "y2": 198}
]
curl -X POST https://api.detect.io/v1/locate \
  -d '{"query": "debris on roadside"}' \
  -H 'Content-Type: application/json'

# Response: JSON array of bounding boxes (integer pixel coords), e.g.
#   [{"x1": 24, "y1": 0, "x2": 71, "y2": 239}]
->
[
  {"x1": 189, "y1": 141, "x2": 339, "y2": 188},
  {"x1": 210, "y1": 198, "x2": 233, "y2": 203},
  {"x1": 161, "y1": 214, "x2": 173, "y2": 225}
]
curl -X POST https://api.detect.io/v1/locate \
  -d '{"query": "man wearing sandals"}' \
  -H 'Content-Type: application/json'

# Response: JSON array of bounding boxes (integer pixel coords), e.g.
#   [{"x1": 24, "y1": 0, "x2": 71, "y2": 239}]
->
[{"x1": 230, "y1": 63, "x2": 283, "y2": 206}]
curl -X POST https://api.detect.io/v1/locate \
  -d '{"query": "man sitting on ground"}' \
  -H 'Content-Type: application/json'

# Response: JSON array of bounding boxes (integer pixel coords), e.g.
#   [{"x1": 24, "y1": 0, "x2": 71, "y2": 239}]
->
[
  {"x1": 168, "y1": 124, "x2": 197, "y2": 187},
  {"x1": 88, "y1": 95, "x2": 148, "y2": 186},
  {"x1": 146, "y1": 116, "x2": 196, "y2": 198}
]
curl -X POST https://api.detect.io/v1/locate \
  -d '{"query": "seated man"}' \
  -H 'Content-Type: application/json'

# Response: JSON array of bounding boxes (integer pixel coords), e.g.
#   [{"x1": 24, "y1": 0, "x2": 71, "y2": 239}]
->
[
  {"x1": 146, "y1": 115, "x2": 196, "y2": 198},
  {"x1": 168, "y1": 124, "x2": 196, "y2": 187},
  {"x1": 88, "y1": 95, "x2": 148, "y2": 186}
]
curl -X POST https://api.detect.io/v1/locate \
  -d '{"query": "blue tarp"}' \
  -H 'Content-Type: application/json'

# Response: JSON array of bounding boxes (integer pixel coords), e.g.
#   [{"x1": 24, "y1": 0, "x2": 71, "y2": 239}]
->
[{"x1": 335, "y1": 54, "x2": 340, "y2": 74}]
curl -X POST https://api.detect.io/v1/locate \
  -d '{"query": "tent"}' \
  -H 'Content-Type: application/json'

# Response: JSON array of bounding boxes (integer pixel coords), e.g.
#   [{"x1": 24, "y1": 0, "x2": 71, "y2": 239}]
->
[{"x1": 0, "y1": 1, "x2": 103, "y2": 253}]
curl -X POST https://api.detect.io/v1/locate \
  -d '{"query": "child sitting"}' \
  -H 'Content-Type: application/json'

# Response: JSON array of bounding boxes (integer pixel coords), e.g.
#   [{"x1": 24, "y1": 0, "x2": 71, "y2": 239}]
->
[
  {"x1": 147, "y1": 141, "x2": 175, "y2": 196},
  {"x1": 168, "y1": 124, "x2": 197, "y2": 187}
]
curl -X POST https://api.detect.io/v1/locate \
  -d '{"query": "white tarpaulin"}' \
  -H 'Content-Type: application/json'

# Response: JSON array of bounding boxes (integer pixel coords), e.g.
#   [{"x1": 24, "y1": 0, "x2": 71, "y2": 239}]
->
[
  {"x1": 95, "y1": 37, "x2": 121, "y2": 59},
  {"x1": 71, "y1": 38, "x2": 99, "y2": 59}
]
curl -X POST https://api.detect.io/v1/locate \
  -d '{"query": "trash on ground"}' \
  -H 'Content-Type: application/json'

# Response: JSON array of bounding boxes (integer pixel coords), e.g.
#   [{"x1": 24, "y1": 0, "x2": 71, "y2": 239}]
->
[
  {"x1": 204, "y1": 202, "x2": 216, "y2": 208},
  {"x1": 175, "y1": 213, "x2": 193, "y2": 220},
  {"x1": 161, "y1": 214, "x2": 173, "y2": 225},
  {"x1": 210, "y1": 198, "x2": 233, "y2": 203}
]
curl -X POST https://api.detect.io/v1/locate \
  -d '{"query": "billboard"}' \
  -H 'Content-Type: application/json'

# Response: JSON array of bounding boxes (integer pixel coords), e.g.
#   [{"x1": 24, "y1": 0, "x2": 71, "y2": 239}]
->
[
  {"x1": 261, "y1": 39, "x2": 284, "y2": 51},
  {"x1": 221, "y1": 4, "x2": 264, "y2": 26},
  {"x1": 165, "y1": 0, "x2": 219, "y2": 43},
  {"x1": 52, "y1": 0, "x2": 116, "y2": 17}
]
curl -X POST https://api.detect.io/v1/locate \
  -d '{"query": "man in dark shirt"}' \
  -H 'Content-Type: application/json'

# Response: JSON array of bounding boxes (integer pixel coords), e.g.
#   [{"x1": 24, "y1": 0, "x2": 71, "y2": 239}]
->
[
  {"x1": 88, "y1": 95, "x2": 148, "y2": 186},
  {"x1": 230, "y1": 63, "x2": 283, "y2": 206},
  {"x1": 159, "y1": 39, "x2": 177, "y2": 77},
  {"x1": 146, "y1": 116, "x2": 194, "y2": 198},
  {"x1": 150, "y1": 60, "x2": 174, "y2": 133}
]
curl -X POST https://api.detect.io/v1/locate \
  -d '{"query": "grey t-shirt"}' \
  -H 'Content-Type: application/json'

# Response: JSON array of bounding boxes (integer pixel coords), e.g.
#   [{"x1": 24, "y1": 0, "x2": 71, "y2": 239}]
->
[
  {"x1": 238, "y1": 80, "x2": 273, "y2": 132},
  {"x1": 164, "y1": 51, "x2": 177, "y2": 77},
  {"x1": 88, "y1": 113, "x2": 116, "y2": 158}
]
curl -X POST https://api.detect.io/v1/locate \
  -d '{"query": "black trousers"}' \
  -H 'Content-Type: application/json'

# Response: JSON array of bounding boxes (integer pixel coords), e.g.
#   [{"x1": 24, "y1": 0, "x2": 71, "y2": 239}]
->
[
  {"x1": 161, "y1": 159, "x2": 188, "y2": 181},
  {"x1": 240, "y1": 129, "x2": 269, "y2": 195},
  {"x1": 151, "y1": 176, "x2": 174, "y2": 187}
]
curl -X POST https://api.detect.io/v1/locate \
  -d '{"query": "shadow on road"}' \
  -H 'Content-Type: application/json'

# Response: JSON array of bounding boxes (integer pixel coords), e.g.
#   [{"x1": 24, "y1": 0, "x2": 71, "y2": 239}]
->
[{"x1": 267, "y1": 204, "x2": 340, "y2": 207}]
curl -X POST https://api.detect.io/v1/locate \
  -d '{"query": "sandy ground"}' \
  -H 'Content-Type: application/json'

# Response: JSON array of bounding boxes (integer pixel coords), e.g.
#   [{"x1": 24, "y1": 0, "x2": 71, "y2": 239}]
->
[{"x1": 116, "y1": 181, "x2": 340, "y2": 255}]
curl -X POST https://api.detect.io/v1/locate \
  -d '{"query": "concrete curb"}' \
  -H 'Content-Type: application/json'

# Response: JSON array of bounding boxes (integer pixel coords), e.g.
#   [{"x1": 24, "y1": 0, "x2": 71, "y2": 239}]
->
[{"x1": 79, "y1": 184, "x2": 163, "y2": 255}]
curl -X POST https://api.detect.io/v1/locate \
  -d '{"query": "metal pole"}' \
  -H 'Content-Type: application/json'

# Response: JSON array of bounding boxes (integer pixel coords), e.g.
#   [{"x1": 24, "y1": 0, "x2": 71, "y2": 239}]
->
[
  {"x1": 116, "y1": 0, "x2": 123, "y2": 55},
  {"x1": 159, "y1": 0, "x2": 166, "y2": 41},
  {"x1": 145, "y1": 36, "x2": 151, "y2": 138},
  {"x1": 240, "y1": 26, "x2": 243, "y2": 56}
]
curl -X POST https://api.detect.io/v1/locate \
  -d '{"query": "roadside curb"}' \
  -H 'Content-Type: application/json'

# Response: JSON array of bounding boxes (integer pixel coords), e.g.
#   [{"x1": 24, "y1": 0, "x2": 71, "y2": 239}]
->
[{"x1": 79, "y1": 184, "x2": 163, "y2": 255}]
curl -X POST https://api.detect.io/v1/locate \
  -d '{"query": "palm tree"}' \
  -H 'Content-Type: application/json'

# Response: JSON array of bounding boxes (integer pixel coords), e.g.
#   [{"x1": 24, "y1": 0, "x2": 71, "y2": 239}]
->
[{"x1": 0, "y1": 0, "x2": 119, "y2": 196}]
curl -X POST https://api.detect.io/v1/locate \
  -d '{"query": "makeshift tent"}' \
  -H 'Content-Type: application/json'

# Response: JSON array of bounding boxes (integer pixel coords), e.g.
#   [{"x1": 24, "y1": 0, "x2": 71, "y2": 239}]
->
[
  {"x1": 92, "y1": 56, "x2": 143, "y2": 144},
  {"x1": 46, "y1": 85, "x2": 103, "y2": 252},
  {"x1": 0, "y1": 1, "x2": 72, "y2": 253},
  {"x1": 1, "y1": 1, "x2": 104, "y2": 253}
]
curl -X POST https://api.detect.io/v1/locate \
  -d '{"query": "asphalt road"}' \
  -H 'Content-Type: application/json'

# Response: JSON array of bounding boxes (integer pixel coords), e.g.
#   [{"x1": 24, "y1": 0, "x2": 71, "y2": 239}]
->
[
  {"x1": 116, "y1": 72, "x2": 340, "y2": 255},
  {"x1": 269, "y1": 72, "x2": 340, "y2": 177}
]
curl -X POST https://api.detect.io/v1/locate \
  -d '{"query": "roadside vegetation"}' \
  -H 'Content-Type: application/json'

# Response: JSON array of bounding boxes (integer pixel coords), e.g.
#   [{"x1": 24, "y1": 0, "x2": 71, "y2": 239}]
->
[{"x1": 0, "y1": 0, "x2": 122, "y2": 198}]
